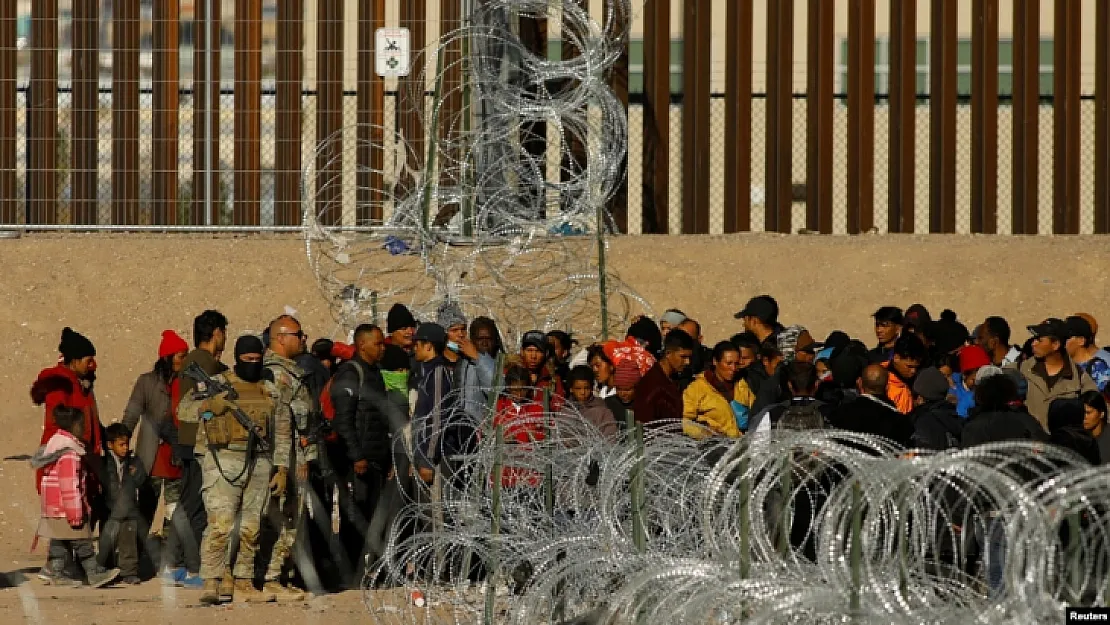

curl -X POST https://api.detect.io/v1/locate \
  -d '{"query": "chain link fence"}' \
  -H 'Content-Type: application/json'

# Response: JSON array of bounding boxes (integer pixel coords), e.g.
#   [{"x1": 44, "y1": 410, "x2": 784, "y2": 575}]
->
[{"x1": 3, "y1": 87, "x2": 1099, "y2": 234}]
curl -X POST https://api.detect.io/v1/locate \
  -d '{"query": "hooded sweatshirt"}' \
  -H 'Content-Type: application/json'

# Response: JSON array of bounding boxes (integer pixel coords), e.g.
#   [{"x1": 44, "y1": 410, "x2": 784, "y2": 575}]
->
[{"x1": 31, "y1": 430, "x2": 88, "y2": 526}]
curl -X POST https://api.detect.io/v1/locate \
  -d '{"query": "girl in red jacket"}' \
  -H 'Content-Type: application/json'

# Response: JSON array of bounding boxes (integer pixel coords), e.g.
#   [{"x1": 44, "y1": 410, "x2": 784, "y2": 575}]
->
[
  {"x1": 30, "y1": 406, "x2": 119, "y2": 588},
  {"x1": 492, "y1": 366, "x2": 547, "y2": 488}
]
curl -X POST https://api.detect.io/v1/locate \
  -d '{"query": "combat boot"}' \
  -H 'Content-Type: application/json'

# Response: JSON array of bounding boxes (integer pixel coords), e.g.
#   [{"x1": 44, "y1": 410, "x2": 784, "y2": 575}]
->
[
  {"x1": 234, "y1": 578, "x2": 275, "y2": 603},
  {"x1": 199, "y1": 579, "x2": 221, "y2": 605},
  {"x1": 262, "y1": 581, "x2": 306, "y2": 602},
  {"x1": 219, "y1": 572, "x2": 235, "y2": 602}
]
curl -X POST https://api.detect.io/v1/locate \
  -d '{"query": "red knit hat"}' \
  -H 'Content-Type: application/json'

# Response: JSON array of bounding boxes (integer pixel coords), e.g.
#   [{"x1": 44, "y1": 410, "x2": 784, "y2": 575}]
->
[
  {"x1": 957, "y1": 345, "x2": 991, "y2": 373},
  {"x1": 158, "y1": 330, "x2": 190, "y2": 359},
  {"x1": 613, "y1": 359, "x2": 643, "y2": 390}
]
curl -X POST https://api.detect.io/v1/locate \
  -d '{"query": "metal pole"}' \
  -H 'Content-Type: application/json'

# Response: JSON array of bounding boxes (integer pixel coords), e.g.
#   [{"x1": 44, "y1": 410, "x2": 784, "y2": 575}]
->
[{"x1": 204, "y1": 0, "x2": 215, "y2": 226}]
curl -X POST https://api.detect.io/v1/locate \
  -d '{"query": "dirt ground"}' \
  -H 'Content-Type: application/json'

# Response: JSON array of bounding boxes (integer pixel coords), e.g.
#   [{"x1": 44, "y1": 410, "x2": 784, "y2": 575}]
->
[{"x1": 0, "y1": 232, "x2": 1107, "y2": 623}]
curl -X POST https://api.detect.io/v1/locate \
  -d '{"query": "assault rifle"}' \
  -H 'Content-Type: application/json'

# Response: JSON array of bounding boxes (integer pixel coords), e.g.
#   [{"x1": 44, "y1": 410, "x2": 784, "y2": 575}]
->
[{"x1": 182, "y1": 362, "x2": 271, "y2": 453}]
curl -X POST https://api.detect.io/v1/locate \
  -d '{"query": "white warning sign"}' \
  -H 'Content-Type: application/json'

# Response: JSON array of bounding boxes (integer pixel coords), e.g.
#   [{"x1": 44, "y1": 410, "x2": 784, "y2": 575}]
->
[{"x1": 376, "y1": 28, "x2": 411, "y2": 78}]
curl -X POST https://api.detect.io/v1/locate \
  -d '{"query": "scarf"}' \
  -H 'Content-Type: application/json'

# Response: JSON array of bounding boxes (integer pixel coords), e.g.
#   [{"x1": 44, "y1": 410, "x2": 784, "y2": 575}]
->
[{"x1": 703, "y1": 369, "x2": 735, "y2": 401}]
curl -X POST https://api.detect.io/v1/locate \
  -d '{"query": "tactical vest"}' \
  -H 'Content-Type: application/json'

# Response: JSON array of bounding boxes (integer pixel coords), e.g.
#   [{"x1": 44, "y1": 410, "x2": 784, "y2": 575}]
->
[{"x1": 204, "y1": 376, "x2": 274, "y2": 452}]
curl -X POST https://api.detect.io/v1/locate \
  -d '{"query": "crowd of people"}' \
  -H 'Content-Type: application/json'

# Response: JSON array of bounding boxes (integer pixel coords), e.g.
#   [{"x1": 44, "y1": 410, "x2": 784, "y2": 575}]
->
[{"x1": 26, "y1": 295, "x2": 1110, "y2": 602}]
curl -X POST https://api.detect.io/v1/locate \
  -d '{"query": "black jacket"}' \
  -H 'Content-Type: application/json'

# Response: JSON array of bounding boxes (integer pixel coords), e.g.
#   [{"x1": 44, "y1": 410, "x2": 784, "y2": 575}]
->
[
  {"x1": 910, "y1": 400, "x2": 964, "y2": 451},
  {"x1": 829, "y1": 394, "x2": 914, "y2": 448},
  {"x1": 960, "y1": 406, "x2": 1048, "y2": 448},
  {"x1": 329, "y1": 358, "x2": 405, "y2": 471},
  {"x1": 99, "y1": 452, "x2": 147, "y2": 521}
]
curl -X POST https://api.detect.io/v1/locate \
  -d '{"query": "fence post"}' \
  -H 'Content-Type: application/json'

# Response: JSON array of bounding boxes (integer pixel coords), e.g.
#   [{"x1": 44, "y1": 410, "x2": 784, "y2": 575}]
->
[
  {"x1": 929, "y1": 0, "x2": 957, "y2": 234},
  {"x1": 71, "y1": 0, "x2": 99, "y2": 226},
  {"x1": 641, "y1": 0, "x2": 670, "y2": 234},
  {"x1": 234, "y1": 0, "x2": 262, "y2": 226},
  {"x1": 357, "y1": 0, "x2": 386, "y2": 225},
  {"x1": 847, "y1": 0, "x2": 876, "y2": 235},
  {"x1": 193, "y1": 0, "x2": 222, "y2": 226},
  {"x1": 680, "y1": 0, "x2": 711, "y2": 235},
  {"x1": 738, "y1": 455, "x2": 751, "y2": 578},
  {"x1": 776, "y1": 453, "x2": 792, "y2": 556},
  {"x1": 970, "y1": 0, "x2": 998, "y2": 234},
  {"x1": 29, "y1": 0, "x2": 58, "y2": 225},
  {"x1": 542, "y1": 387, "x2": 554, "y2": 520},
  {"x1": 1098, "y1": 0, "x2": 1110, "y2": 235},
  {"x1": 152, "y1": 0, "x2": 180, "y2": 226},
  {"x1": 1011, "y1": 0, "x2": 1040, "y2": 235},
  {"x1": 850, "y1": 480, "x2": 863, "y2": 613},
  {"x1": 631, "y1": 421, "x2": 646, "y2": 554},
  {"x1": 605, "y1": 0, "x2": 629, "y2": 234},
  {"x1": 316, "y1": 0, "x2": 344, "y2": 226},
  {"x1": 275, "y1": 0, "x2": 304, "y2": 227},
  {"x1": 0, "y1": 2, "x2": 14, "y2": 225},
  {"x1": 597, "y1": 197, "x2": 610, "y2": 340},
  {"x1": 888, "y1": 0, "x2": 916, "y2": 233},
  {"x1": 723, "y1": 0, "x2": 753, "y2": 234},
  {"x1": 764, "y1": 0, "x2": 794, "y2": 234},
  {"x1": 1052, "y1": 0, "x2": 1081, "y2": 235},
  {"x1": 484, "y1": 424, "x2": 504, "y2": 625},
  {"x1": 806, "y1": 0, "x2": 834, "y2": 234}
]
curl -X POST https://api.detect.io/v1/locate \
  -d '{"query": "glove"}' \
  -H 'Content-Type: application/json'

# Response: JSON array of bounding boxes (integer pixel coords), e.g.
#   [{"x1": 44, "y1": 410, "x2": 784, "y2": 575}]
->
[
  {"x1": 204, "y1": 392, "x2": 233, "y2": 416},
  {"x1": 269, "y1": 467, "x2": 288, "y2": 498}
]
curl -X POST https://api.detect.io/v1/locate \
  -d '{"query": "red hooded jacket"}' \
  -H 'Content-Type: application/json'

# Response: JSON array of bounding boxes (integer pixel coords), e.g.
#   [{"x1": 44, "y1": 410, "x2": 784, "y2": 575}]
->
[{"x1": 31, "y1": 364, "x2": 103, "y2": 492}]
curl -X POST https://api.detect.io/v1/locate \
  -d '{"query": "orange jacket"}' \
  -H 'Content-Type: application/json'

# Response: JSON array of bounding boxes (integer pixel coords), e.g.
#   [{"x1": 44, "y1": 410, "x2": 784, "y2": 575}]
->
[{"x1": 884, "y1": 362, "x2": 914, "y2": 414}]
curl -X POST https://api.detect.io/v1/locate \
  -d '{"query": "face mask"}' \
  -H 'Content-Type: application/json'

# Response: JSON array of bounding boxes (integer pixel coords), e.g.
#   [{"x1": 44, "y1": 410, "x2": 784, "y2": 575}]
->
[
  {"x1": 447, "y1": 341, "x2": 460, "y2": 353},
  {"x1": 235, "y1": 361, "x2": 264, "y2": 383}
]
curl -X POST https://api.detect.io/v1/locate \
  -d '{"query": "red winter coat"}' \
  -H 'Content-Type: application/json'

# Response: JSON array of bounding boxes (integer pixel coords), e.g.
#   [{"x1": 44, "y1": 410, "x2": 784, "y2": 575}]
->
[
  {"x1": 31, "y1": 365, "x2": 103, "y2": 493},
  {"x1": 492, "y1": 397, "x2": 546, "y2": 488}
]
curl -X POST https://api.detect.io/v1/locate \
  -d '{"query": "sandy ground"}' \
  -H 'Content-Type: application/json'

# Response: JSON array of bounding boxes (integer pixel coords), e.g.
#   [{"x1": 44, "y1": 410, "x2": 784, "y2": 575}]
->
[{"x1": 0, "y1": 232, "x2": 1107, "y2": 623}]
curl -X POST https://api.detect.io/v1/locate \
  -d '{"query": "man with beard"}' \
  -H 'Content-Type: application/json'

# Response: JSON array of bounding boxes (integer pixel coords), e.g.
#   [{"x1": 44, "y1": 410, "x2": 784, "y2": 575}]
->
[
  {"x1": 31, "y1": 327, "x2": 105, "y2": 584},
  {"x1": 173, "y1": 310, "x2": 228, "y2": 590},
  {"x1": 178, "y1": 335, "x2": 292, "y2": 604},
  {"x1": 260, "y1": 315, "x2": 314, "y2": 601}
]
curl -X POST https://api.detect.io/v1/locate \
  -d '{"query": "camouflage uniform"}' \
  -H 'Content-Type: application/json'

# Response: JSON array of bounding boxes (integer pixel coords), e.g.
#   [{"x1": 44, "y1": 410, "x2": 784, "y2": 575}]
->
[
  {"x1": 178, "y1": 371, "x2": 292, "y2": 582},
  {"x1": 262, "y1": 352, "x2": 315, "y2": 583}
]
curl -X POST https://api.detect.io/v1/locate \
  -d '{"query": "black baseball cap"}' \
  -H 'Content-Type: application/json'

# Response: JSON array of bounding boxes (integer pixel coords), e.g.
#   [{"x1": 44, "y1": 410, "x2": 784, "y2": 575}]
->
[
  {"x1": 1027, "y1": 318, "x2": 1067, "y2": 341},
  {"x1": 521, "y1": 330, "x2": 548, "y2": 351},
  {"x1": 413, "y1": 322, "x2": 447, "y2": 346},
  {"x1": 734, "y1": 295, "x2": 779, "y2": 323},
  {"x1": 1065, "y1": 316, "x2": 1095, "y2": 341}
]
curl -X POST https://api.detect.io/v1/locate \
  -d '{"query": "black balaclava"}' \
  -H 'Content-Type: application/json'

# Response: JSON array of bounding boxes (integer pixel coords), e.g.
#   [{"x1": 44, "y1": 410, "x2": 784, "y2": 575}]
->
[{"x1": 234, "y1": 335, "x2": 265, "y2": 383}]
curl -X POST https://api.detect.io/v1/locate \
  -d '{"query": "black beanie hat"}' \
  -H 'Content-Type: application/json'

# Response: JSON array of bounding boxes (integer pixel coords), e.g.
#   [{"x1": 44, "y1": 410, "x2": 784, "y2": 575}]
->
[
  {"x1": 59, "y1": 327, "x2": 96, "y2": 361},
  {"x1": 234, "y1": 334, "x2": 265, "y2": 360},
  {"x1": 387, "y1": 303, "x2": 417, "y2": 334}
]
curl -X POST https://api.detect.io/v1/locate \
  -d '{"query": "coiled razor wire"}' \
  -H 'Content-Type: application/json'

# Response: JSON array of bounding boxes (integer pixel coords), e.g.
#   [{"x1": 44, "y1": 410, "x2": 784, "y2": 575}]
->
[
  {"x1": 302, "y1": 0, "x2": 649, "y2": 343},
  {"x1": 359, "y1": 384, "x2": 1110, "y2": 624}
]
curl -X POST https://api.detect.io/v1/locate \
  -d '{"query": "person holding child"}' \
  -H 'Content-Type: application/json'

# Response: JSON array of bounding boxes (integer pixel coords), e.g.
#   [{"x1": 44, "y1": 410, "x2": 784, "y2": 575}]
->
[{"x1": 30, "y1": 406, "x2": 120, "y2": 588}]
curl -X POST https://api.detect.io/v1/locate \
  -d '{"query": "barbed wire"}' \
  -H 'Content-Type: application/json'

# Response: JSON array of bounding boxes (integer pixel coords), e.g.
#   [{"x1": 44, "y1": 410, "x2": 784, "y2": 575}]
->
[
  {"x1": 360, "y1": 383, "x2": 1110, "y2": 624},
  {"x1": 302, "y1": 0, "x2": 647, "y2": 344}
]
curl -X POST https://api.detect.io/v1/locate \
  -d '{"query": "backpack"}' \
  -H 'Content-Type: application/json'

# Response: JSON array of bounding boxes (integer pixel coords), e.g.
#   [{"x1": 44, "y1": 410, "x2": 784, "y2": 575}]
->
[
  {"x1": 773, "y1": 400, "x2": 826, "y2": 432},
  {"x1": 319, "y1": 360, "x2": 366, "y2": 444}
]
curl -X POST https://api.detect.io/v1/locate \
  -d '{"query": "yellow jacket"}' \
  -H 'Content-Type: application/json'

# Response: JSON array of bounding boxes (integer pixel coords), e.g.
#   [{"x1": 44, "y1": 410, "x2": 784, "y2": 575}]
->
[{"x1": 682, "y1": 375, "x2": 754, "y2": 439}]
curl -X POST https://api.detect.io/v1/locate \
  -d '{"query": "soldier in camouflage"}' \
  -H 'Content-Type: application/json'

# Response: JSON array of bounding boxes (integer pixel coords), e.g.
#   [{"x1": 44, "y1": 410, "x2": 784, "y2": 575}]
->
[
  {"x1": 177, "y1": 334, "x2": 292, "y2": 605},
  {"x1": 261, "y1": 315, "x2": 314, "y2": 601}
]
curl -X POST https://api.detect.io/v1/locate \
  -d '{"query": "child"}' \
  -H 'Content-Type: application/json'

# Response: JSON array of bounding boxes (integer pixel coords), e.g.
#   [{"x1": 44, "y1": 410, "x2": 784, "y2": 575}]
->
[
  {"x1": 97, "y1": 423, "x2": 147, "y2": 585},
  {"x1": 492, "y1": 366, "x2": 546, "y2": 488},
  {"x1": 31, "y1": 405, "x2": 119, "y2": 588},
  {"x1": 565, "y1": 366, "x2": 618, "y2": 441}
]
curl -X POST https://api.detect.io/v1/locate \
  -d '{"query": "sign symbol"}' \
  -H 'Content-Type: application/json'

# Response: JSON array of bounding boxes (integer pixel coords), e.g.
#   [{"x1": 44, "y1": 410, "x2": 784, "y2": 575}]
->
[
  {"x1": 385, "y1": 39, "x2": 400, "y2": 51},
  {"x1": 387, "y1": 58, "x2": 399, "y2": 69}
]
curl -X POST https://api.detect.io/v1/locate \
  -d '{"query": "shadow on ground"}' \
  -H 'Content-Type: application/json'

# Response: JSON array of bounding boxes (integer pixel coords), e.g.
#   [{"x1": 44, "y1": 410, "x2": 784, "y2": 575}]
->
[{"x1": 0, "y1": 567, "x2": 38, "y2": 588}]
